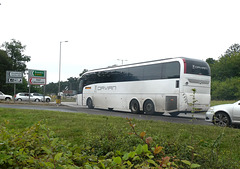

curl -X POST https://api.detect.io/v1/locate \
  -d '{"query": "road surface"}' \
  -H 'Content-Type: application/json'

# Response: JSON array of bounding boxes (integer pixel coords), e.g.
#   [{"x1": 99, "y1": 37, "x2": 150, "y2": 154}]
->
[{"x1": 0, "y1": 102, "x2": 212, "y2": 126}]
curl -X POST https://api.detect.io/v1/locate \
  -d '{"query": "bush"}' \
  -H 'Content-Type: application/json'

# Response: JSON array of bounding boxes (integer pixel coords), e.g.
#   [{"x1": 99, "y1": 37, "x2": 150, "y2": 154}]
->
[
  {"x1": 0, "y1": 120, "x2": 201, "y2": 168},
  {"x1": 211, "y1": 77, "x2": 240, "y2": 100},
  {"x1": 1, "y1": 119, "x2": 239, "y2": 168}
]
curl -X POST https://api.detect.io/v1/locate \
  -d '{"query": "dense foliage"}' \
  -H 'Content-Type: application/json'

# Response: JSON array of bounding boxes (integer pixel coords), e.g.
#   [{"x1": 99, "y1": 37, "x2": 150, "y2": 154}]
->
[
  {"x1": 206, "y1": 43, "x2": 240, "y2": 100},
  {"x1": 2, "y1": 118, "x2": 239, "y2": 169}
]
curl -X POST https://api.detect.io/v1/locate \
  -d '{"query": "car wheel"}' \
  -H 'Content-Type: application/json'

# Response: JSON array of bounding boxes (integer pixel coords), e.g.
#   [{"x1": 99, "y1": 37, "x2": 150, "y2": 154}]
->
[
  {"x1": 46, "y1": 98, "x2": 50, "y2": 102},
  {"x1": 144, "y1": 100, "x2": 155, "y2": 114},
  {"x1": 35, "y1": 99, "x2": 40, "y2": 102},
  {"x1": 213, "y1": 112, "x2": 231, "y2": 127},
  {"x1": 17, "y1": 98, "x2": 22, "y2": 101},
  {"x1": 5, "y1": 97, "x2": 11, "y2": 101},
  {"x1": 130, "y1": 99, "x2": 140, "y2": 114}
]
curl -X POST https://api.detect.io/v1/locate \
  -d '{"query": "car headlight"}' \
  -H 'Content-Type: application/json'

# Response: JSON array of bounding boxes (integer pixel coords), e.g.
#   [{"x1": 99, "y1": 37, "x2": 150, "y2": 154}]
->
[{"x1": 207, "y1": 107, "x2": 214, "y2": 113}]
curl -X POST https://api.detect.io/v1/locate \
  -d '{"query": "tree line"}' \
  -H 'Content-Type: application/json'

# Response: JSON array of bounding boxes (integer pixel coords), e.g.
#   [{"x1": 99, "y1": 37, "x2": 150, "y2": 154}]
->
[
  {"x1": 1, "y1": 39, "x2": 240, "y2": 100},
  {"x1": 206, "y1": 43, "x2": 240, "y2": 100}
]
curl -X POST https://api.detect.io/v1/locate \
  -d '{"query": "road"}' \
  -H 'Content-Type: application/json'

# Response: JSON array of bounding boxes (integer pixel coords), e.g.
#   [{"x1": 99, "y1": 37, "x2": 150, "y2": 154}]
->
[{"x1": 0, "y1": 102, "x2": 213, "y2": 126}]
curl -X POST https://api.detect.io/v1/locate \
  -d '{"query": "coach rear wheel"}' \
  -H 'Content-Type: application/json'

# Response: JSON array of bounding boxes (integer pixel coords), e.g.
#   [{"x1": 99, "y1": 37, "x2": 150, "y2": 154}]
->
[
  {"x1": 130, "y1": 99, "x2": 140, "y2": 114},
  {"x1": 87, "y1": 98, "x2": 94, "y2": 109},
  {"x1": 144, "y1": 100, "x2": 155, "y2": 114}
]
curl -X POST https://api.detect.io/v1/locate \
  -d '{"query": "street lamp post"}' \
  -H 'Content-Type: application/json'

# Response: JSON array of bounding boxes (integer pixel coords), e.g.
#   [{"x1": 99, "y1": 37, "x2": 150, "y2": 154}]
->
[
  {"x1": 117, "y1": 59, "x2": 128, "y2": 65},
  {"x1": 58, "y1": 41, "x2": 68, "y2": 98}
]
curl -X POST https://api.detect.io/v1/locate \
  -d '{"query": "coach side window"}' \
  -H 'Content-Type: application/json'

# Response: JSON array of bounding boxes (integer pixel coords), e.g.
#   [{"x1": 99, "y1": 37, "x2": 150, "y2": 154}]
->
[
  {"x1": 143, "y1": 63, "x2": 162, "y2": 80},
  {"x1": 128, "y1": 66, "x2": 144, "y2": 81},
  {"x1": 162, "y1": 62, "x2": 180, "y2": 79}
]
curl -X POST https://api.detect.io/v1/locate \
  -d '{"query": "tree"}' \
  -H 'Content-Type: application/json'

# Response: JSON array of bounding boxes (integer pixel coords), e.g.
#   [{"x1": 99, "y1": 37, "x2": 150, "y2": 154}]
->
[
  {"x1": 209, "y1": 44, "x2": 240, "y2": 81},
  {"x1": 1, "y1": 39, "x2": 30, "y2": 71},
  {"x1": 45, "y1": 82, "x2": 58, "y2": 95},
  {"x1": 0, "y1": 40, "x2": 31, "y2": 94},
  {"x1": 0, "y1": 49, "x2": 13, "y2": 93},
  {"x1": 67, "y1": 77, "x2": 79, "y2": 90},
  {"x1": 206, "y1": 58, "x2": 215, "y2": 65},
  {"x1": 224, "y1": 43, "x2": 240, "y2": 58},
  {"x1": 79, "y1": 69, "x2": 88, "y2": 77}
]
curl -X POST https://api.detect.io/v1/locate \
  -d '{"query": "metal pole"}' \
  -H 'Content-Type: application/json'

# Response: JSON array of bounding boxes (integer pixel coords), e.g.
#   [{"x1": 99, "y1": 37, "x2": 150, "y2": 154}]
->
[
  {"x1": 28, "y1": 85, "x2": 31, "y2": 103},
  {"x1": 13, "y1": 84, "x2": 16, "y2": 103},
  {"x1": 58, "y1": 42, "x2": 62, "y2": 96},
  {"x1": 57, "y1": 41, "x2": 68, "y2": 104}
]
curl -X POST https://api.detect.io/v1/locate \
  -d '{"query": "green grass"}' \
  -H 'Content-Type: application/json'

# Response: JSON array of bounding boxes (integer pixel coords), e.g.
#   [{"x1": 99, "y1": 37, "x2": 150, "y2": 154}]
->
[
  {"x1": 211, "y1": 100, "x2": 236, "y2": 106},
  {"x1": 0, "y1": 106, "x2": 240, "y2": 168}
]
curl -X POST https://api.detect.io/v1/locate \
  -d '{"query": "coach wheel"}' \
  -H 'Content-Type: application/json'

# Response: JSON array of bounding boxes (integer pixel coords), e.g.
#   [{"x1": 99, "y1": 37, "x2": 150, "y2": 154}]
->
[
  {"x1": 213, "y1": 112, "x2": 231, "y2": 127},
  {"x1": 144, "y1": 100, "x2": 155, "y2": 114},
  {"x1": 130, "y1": 99, "x2": 140, "y2": 114},
  {"x1": 87, "y1": 98, "x2": 94, "y2": 109}
]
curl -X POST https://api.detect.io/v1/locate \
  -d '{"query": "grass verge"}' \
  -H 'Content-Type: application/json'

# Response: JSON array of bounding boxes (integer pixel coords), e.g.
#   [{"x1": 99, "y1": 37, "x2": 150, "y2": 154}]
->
[{"x1": 0, "y1": 106, "x2": 240, "y2": 168}]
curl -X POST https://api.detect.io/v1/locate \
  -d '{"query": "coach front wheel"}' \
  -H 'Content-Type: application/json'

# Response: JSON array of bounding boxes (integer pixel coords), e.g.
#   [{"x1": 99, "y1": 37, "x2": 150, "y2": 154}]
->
[{"x1": 87, "y1": 98, "x2": 94, "y2": 109}]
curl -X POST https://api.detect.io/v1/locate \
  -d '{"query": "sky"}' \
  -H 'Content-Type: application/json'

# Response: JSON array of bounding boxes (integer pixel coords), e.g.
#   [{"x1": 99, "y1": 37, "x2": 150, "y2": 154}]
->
[{"x1": 1, "y1": 0, "x2": 240, "y2": 83}]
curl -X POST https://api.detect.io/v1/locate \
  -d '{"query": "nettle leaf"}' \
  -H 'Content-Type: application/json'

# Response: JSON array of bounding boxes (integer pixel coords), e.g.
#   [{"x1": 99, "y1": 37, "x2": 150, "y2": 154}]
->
[
  {"x1": 128, "y1": 151, "x2": 136, "y2": 158},
  {"x1": 51, "y1": 138, "x2": 59, "y2": 147},
  {"x1": 182, "y1": 160, "x2": 191, "y2": 165},
  {"x1": 135, "y1": 145, "x2": 143, "y2": 154},
  {"x1": 142, "y1": 144, "x2": 149, "y2": 153},
  {"x1": 41, "y1": 146, "x2": 52, "y2": 154},
  {"x1": 191, "y1": 163, "x2": 201, "y2": 168},
  {"x1": 122, "y1": 153, "x2": 129, "y2": 161},
  {"x1": 44, "y1": 162, "x2": 54, "y2": 168},
  {"x1": 113, "y1": 157, "x2": 122, "y2": 165},
  {"x1": 54, "y1": 153, "x2": 63, "y2": 161},
  {"x1": 147, "y1": 159, "x2": 158, "y2": 167},
  {"x1": 133, "y1": 156, "x2": 140, "y2": 161}
]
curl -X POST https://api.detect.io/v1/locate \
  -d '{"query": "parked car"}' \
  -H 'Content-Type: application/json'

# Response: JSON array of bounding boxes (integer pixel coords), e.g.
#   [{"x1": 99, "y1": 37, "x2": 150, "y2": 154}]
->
[
  {"x1": 0, "y1": 91, "x2": 12, "y2": 101},
  {"x1": 31, "y1": 93, "x2": 51, "y2": 102},
  {"x1": 205, "y1": 100, "x2": 240, "y2": 127},
  {"x1": 15, "y1": 93, "x2": 35, "y2": 102},
  {"x1": 15, "y1": 93, "x2": 51, "y2": 102}
]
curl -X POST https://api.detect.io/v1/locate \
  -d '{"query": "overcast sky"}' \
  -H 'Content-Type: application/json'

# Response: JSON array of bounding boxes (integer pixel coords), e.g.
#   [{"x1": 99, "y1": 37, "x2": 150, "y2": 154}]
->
[{"x1": 1, "y1": 0, "x2": 240, "y2": 83}]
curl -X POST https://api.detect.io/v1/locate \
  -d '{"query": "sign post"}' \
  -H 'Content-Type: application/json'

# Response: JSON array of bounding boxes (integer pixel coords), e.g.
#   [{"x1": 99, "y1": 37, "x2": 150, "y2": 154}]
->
[
  {"x1": 6, "y1": 71, "x2": 23, "y2": 103},
  {"x1": 28, "y1": 69, "x2": 47, "y2": 102},
  {"x1": 28, "y1": 69, "x2": 47, "y2": 85}
]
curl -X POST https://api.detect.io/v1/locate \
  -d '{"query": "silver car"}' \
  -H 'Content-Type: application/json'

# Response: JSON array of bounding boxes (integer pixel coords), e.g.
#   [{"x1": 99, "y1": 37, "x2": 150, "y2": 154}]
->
[
  {"x1": 205, "y1": 100, "x2": 240, "y2": 127},
  {"x1": 0, "y1": 91, "x2": 12, "y2": 101},
  {"x1": 31, "y1": 93, "x2": 51, "y2": 102},
  {"x1": 15, "y1": 93, "x2": 36, "y2": 102}
]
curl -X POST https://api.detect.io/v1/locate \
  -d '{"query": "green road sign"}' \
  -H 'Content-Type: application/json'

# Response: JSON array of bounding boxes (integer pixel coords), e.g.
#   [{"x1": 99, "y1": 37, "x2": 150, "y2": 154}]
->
[{"x1": 32, "y1": 70, "x2": 45, "y2": 77}]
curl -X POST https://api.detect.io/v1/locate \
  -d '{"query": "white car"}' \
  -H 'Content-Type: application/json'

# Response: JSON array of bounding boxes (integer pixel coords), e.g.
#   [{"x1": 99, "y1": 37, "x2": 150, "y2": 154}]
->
[
  {"x1": 0, "y1": 91, "x2": 12, "y2": 101},
  {"x1": 205, "y1": 100, "x2": 240, "y2": 127},
  {"x1": 31, "y1": 93, "x2": 51, "y2": 102}
]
